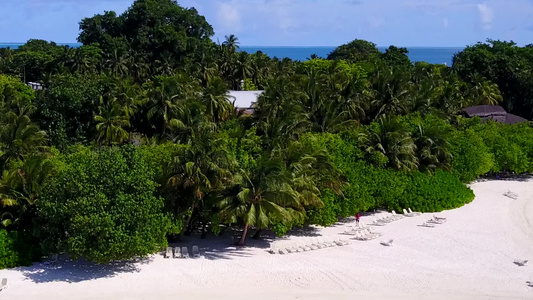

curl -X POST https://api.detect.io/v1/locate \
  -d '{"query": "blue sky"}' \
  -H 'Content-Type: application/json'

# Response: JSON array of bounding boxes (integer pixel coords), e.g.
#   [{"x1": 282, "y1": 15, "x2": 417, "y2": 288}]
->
[{"x1": 0, "y1": 0, "x2": 532, "y2": 47}]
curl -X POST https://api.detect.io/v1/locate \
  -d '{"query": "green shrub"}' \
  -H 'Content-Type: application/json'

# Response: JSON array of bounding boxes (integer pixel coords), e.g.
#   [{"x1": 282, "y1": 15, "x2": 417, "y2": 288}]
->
[
  {"x1": 36, "y1": 145, "x2": 170, "y2": 264},
  {"x1": 0, "y1": 230, "x2": 41, "y2": 269}
]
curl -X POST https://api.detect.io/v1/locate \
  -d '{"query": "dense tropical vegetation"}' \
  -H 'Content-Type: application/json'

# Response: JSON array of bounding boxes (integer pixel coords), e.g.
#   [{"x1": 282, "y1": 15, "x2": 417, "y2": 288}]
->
[{"x1": 1, "y1": 0, "x2": 532, "y2": 267}]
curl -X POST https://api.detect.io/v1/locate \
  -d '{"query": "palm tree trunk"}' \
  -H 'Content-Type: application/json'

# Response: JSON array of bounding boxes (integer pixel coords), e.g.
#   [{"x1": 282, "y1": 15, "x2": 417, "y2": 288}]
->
[
  {"x1": 238, "y1": 224, "x2": 249, "y2": 246},
  {"x1": 183, "y1": 203, "x2": 195, "y2": 236},
  {"x1": 252, "y1": 229, "x2": 262, "y2": 239}
]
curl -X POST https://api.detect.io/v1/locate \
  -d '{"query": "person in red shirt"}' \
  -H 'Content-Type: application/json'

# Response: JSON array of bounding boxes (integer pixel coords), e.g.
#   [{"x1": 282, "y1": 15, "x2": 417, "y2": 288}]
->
[{"x1": 355, "y1": 213, "x2": 360, "y2": 225}]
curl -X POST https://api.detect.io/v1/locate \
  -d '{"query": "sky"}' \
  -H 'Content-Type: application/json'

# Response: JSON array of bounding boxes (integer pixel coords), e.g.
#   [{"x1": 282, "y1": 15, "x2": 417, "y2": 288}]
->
[{"x1": 0, "y1": 0, "x2": 532, "y2": 47}]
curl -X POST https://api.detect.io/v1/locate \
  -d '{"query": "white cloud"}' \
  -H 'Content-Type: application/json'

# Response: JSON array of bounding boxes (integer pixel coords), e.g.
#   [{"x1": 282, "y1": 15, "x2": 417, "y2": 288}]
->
[
  {"x1": 477, "y1": 3, "x2": 494, "y2": 30},
  {"x1": 217, "y1": 1, "x2": 242, "y2": 33},
  {"x1": 443, "y1": 18, "x2": 449, "y2": 28}
]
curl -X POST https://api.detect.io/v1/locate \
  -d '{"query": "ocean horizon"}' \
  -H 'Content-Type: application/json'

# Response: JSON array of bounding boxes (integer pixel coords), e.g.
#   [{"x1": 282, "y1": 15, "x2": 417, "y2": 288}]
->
[{"x1": 0, "y1": 43, "x2": 462, "y2": 66}]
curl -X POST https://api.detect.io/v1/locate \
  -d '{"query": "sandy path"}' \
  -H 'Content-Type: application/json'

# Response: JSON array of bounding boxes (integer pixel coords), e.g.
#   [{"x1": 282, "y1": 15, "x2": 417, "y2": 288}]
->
[{"x1": 1, "y1": 179, "x2": 532, "y2": 299}]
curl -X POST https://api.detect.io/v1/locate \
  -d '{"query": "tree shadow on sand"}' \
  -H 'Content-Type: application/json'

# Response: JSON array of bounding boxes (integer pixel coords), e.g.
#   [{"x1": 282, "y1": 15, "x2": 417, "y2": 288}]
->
[
  {"x1": 173, "y1": 228, "x2": 275, "y2": 260},
  {"x1": 18, "y1": 256, "x2": 153, "y2": 283}
]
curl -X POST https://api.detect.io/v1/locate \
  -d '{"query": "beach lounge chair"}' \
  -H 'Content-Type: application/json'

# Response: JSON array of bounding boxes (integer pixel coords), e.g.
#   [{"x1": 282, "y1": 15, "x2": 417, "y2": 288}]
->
[
  {"x1": 420, "y1": 222, "x2": 436, "y2": 228},
  {"x1": 322, "y1": 237, "x2": 336, "y2": 247},
  {"x1": 43, "y1": 254, "x2": 59, "y2": 266},
  {"x1": 503, "y1": 190, "x2": 518, "y2": 200},
  {"x1": 174, "y1": 247, "x2": 182, "y2": 258},
  {"x1": 527, "y1": 280, "x2": 533, "y2": 288},
  {"x1": 408, "y1": 208, "x2": 421, "y2": 216},
  {"x1": 363, "y1": 228, "x2": 382, "y2": 240},
  {"x1": 181, "y1": 246, "x2": 189, "y2": 258},
  {"x1": 268, "y1": 243, "x2": 279, "y2": 254},
  {"x1": 192, "y1": 245, "x2": 200, "y2": 258},
  {"x1": 164, "y1": 247, "x2": 172, "y2": 258},
  {"x1": 371, "y1": 218, "x2": 386, "y2": 226},
  {"x1": 380, "y1": 213, "x2": 396, "y2": 223},
  {"x1": 403, "y1": 209, "x2": 417, "y2": 217},
  {"x1": 0, "y1": 278, "x2": 6, "y2": 291},
  {"x1": 286, "y1": 242, "x2": 300, "y2": 253},
  {"x1": 380, "y1": 239, "x2": 394, "y2": 246},
  {"x1": 298, "y1": 241, "x2": 312, "y2": 252},
  {"x1": 316, "y1": 237, "x2": 330, "y2": 248},
  {"x1": 514, "y1": 259, "x2": 528, "y2": 266},
  {"x1": 311, "y1": 238, "x2": 324, "y2": 249},
  {"x1": 428, "y1": 216, "x2": 446, "y2": 224},
  {"x1": 391, "y1": 210, "x2": 404, "y2": 220},
  {"x1": 337, "y1": 238, "x2": 350, "y2": 246},
  {"x1": 427, "y1": 217, "x2": 446, "y2": 224}
]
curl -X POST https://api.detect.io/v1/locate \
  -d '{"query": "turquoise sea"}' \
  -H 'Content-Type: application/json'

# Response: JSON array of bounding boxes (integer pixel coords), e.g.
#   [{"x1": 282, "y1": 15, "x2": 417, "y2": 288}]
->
[{"x1": 1, "y1": 43, "x2": 462, "y2": 66}]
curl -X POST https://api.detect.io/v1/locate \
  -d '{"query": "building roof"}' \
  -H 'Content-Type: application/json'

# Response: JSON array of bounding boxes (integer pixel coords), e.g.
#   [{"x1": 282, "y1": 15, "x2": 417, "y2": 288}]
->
[
  {"x1": 228, "y1": 90, "x2": 264, "y2": 109},
  {"x1": 505, "y1": 113, "x2": 528, "y2": 124},
  {"x1": 463, "y1": 105, "x2": 528, "y2": 124},
  {"x1": 463, "y1": 105, "x2": 506, "y2": 117}
]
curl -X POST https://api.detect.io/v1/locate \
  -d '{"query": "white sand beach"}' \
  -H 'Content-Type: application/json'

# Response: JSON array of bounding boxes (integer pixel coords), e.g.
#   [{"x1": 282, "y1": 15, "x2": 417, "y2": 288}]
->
[{"x1": 1, "y1": 179, "x2": 532, "y2": 300}]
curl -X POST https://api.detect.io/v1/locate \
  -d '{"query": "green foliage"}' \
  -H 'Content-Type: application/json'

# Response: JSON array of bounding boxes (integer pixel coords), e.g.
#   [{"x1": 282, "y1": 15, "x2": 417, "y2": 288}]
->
[
  {"x1": 453, "y1": 40, "x2": 533, "y2": 119},
  {"x1": 78, "y1": 0, "x2": 215, "y2": 71},
  {"x1": 36, "y1": 145, "x2": 170, "y2": 263},
  {"x1": 0, "y1": 229, "x2": 41, "y2": 269},
  {"x1": 243, "y1": 78, "x2": 257, "y2": 91},
  {"x1": 35, "y1": 73, "x2": 106, "y2": 148},
  {"x1": 0, "y1": 74, "x2": 35, "y2": 107}
]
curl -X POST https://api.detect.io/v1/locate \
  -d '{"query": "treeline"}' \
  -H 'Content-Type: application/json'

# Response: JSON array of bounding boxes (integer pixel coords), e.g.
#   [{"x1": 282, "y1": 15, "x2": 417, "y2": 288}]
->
[{"x1": 0, "y1": 0, "x2": 532, "y2": 267}]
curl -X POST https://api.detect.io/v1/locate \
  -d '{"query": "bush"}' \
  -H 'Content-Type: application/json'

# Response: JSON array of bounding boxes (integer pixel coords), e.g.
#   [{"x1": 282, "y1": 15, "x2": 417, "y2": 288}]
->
[
  {"x1": 449, "y1": 128, "x2": 494, "y2": 182},
  {"x1": 36, "y1": 145, "x2": 170, "y2": 264},
  {"x1": 0, "y1": 230, "x2": 41, "y2": 269},
  {"x1": 307, "y1": 131, "x2": 475, "y2": 223}
]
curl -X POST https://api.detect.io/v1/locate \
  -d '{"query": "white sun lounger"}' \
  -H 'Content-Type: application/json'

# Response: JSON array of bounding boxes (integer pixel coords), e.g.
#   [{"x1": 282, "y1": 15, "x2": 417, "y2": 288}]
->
[
  {"x1": 420, "y1": 222, "x2": 436, "y2": 228},
  {"x1": 164, "y1": 247, "x2": 172, "y2": 258},
  {"x1": 192, "y1": 245, "x2": 200, "y2": 258},
  {"x1": 268, "y1": 243, "x2": 279, "y2": 254},
  {"x1": 297, "y1": 241, "x2": 311, "y2": 252},
  {"x1": 181, "y1": 246, "x2": 189, "y2": 258},
  {"x1": 391, "y1": 210, "x2": 404, "y2": 220},
  {"x1": 322, "y1": 237, "x2": 336, "y2": 247},
  {"x1": 174, "y1": 247, "x2": 182, "y2": 258},
  {"x1": 503, "y1": 190, "x2": 518, "y2": 199},
  {"x1": 408, "y1": 208, "x2": 421, "y2": 216},
  {"x1": 403, "y1": 208, "x2": 417, "y2": 217},
  {"x1": 427, "y1": 217, "x2": 446, "y2": 224},
  {"x1": 0, "y1": 278, "x2": 7, "y2": 291},
  {"x1": 514, "y1": 259, "x2": 528, "y2": 266},
  {"x1": 43, "y1": 254, "x2": 58, "y2": 266},
  {"x1": 527, "y1": 280, "x2": 533, "y2": 288},
  {"x1": 311, "y1": 238, "x2": 324, "y2": 249},
  {"x1": 371, "y1": 218, "x2": 386, "y2": 226},
  {"x1": 380, "y1": 239, "x2": 394, "y2": 246}
]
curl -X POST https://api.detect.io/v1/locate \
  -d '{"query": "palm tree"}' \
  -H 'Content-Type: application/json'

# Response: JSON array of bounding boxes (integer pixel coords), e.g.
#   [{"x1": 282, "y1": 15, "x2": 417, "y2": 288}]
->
[
  {"x1": 468, "y1": 75, "x2": 503, "y2": 106},
  {"x1": 94, "y1": 97, "x2": 131, "y2": 145},
  {"x1": 145, "y1": 74, "x2": 200, "y2": 135},
  {"x1": 0, "y1": 154, "x2": 53, "y2": 228},
  {"x1": 111, "y1": 78, "x2": 143, "y2": 119},
  {"x1": 166, "y1": 123, "x2": 235, "y2": 235},
  {"x1": 0, "y1": 105, "x2": 47, "y2": 169},
  {"x1": 412, "y1": 122, "x2": 453, "y2": 172},
  {"x1": 359, "y1": 115, "x2": 418, "y2": 171},
  {"x1": 217, "y1": 156, "x2": 303, "y2": 246},
  {"x1": 233, "y1": 52, "x2": 253, "y2": 88},
  {"x1": 223, "y1": 35, "x2": 240, "y2": 52},
  {"x1": 370, "y1": 68, "x2": 413, "y2": 120},
  {"x1": 202, "y1": 76, "x2": 234, "y2": 124},
  {"x1": 105, "y1": 48, "x2": 130, "y2": 77}
]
